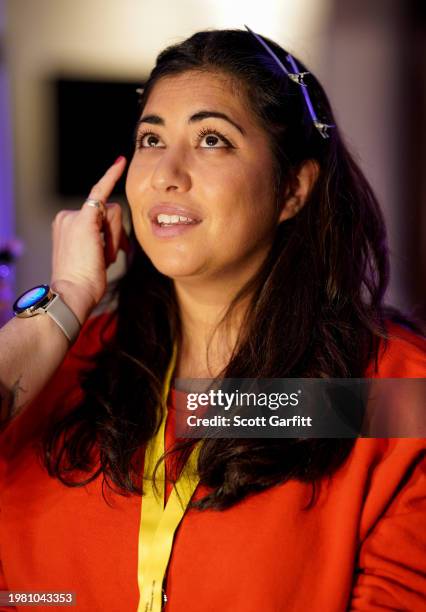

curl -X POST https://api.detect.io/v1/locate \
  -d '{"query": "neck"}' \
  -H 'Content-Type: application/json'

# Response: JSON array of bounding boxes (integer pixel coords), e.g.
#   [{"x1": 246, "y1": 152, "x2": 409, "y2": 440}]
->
[{"x1": 173, "y1": 275, "x2": 251, "y2": 379}]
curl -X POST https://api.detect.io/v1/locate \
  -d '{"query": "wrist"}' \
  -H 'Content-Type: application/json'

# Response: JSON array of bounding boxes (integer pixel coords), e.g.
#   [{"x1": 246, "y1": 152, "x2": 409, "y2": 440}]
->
[
  {"x1": 50, "y1": 280, "x2": 97, "y2": 326},
  {"x1": 13, "y1": 284, "x2": 82, "y2": 345}
]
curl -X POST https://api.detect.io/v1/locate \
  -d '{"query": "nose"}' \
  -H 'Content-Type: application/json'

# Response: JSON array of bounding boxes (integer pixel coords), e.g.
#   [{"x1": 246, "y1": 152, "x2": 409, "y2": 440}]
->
[{"x1": 150, "y1": 148, "x2": 192, "y2": 193}]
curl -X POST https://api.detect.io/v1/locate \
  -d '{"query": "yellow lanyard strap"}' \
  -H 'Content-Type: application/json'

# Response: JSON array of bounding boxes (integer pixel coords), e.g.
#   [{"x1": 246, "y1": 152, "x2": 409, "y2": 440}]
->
[{"x1": 137, "y1": 345, "x2": 201, "y2": 612}]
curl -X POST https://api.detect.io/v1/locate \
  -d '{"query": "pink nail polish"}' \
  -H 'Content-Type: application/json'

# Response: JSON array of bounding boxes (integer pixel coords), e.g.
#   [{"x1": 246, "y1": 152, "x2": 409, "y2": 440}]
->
[{"x1": 113, "y1": 155, "x2": 125, "y2": 165}]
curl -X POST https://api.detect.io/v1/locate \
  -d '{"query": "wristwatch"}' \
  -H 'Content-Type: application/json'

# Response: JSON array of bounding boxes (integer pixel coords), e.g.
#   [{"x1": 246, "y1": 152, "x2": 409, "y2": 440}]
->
[{"x1": 13, "y1": 284, "x2": 81, "y2": 344}]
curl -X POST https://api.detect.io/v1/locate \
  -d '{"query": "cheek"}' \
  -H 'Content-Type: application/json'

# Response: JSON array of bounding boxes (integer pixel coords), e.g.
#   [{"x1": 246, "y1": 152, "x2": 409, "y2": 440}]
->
[
  {"x1": 199, "y1": 159, "x2": 248, "y2": 206},
  {"x1": 205, "y1": 162, "x2": 276, "y2": 232}
]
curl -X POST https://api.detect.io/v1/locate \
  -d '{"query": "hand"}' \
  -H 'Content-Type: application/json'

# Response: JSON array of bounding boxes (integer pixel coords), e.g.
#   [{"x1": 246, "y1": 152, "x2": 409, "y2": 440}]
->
[{"x1": 50, "y1": 157, "x2": 128, "y2": 324}]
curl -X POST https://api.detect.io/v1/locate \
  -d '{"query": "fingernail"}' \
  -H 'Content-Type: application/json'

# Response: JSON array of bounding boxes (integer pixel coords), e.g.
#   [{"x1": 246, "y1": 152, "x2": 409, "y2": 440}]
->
[{"x1": 113, "y1": 155, "x2": 125, "y2": 165}]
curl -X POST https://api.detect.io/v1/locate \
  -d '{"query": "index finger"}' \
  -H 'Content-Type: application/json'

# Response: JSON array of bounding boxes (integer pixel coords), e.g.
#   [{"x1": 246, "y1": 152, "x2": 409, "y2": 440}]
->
[{"x1": 86, "y1": 156, "x2": 127, "y2": 204}]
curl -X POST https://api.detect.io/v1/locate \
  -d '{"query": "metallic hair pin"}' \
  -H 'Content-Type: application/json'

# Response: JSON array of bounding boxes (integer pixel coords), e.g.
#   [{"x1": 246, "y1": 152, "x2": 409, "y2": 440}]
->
[
  {"x1": 244, "y1": 25, "x2": 335, "y2": 139},
  {"x1": 136, "y1": 87, "x2": 145, "y2": 95}
]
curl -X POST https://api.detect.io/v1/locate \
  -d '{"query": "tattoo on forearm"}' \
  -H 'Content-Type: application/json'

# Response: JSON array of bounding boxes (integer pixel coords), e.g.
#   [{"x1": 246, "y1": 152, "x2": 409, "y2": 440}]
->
[{"x1": 0, "y1": 375, "x2": 27, "y2": 428}]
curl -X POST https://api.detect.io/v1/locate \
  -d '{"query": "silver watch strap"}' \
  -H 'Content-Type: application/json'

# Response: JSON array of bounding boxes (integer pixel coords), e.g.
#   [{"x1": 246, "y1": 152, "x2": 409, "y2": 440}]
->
[{"x1": 45, "y1": 293, "x2": 81, "y2": 344}]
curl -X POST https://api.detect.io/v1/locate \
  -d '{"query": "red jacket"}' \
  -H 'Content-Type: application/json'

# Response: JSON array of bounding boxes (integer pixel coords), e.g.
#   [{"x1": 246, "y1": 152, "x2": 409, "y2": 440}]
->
[{"x1": 0, "y1": 316, "x2": 425, "y2": 611}]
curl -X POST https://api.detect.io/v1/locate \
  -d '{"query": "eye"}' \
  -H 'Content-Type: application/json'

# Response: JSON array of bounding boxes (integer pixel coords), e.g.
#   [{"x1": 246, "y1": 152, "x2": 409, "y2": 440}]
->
[
  {"x1": 136, "y1": 131, "x2": 165, "y2": 149},
  {"x1": 197, "y1": 127, "x2": 234, "y2": 149},
  {"x1": 135, "y1": 127, "x2": 235, "y2": 149}
]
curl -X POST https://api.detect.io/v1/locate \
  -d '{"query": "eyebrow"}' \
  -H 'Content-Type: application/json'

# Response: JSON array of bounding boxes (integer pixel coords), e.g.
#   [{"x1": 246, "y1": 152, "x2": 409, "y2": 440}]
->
[{"x1": 137, "y1": 110, "x2": 246, "y2": 136}]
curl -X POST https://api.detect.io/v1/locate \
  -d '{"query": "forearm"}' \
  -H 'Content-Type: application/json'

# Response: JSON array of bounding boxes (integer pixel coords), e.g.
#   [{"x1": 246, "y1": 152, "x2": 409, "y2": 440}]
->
[
  {"x1": 0, "y1": 313, "x2": 70, "y2": 429},
  {"x1": 0, "y1": 159, "x2": 126, "y2": 429}
]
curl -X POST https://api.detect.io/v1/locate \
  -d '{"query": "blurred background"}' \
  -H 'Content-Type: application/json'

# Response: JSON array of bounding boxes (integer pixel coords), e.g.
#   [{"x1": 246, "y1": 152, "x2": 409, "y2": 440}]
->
[{"x1": 0, "y1": 0, "x2": 425, "y2": 325}]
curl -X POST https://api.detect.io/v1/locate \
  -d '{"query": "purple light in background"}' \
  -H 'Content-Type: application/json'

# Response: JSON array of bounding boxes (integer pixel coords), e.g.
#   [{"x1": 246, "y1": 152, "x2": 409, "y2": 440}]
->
[
  {"x1": 0, "y1": 8, "x2": 17, "y2": 320},
  {"x1": 0, "y1": 265, "x2": 10, "y2": 279},
  {"x1": 0, "y1": 61, "x2": 15, "y2": 241}
]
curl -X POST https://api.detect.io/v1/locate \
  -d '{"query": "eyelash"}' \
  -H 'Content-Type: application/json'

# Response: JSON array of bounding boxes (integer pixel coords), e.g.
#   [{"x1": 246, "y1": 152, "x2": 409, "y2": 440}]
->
[{"x1": 135, "y1": 126, "x2": 235, "y2": 149}]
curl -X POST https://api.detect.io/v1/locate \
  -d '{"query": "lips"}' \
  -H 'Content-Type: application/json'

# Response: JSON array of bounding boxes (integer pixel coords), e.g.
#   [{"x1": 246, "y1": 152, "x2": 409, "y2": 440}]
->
[{"x1": 148, "y1": 203, "x2": 203, "y2": 224}]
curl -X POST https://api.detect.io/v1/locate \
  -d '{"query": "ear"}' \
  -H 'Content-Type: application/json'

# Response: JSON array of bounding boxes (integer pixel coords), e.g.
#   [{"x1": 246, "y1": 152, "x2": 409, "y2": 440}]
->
[{"x1": 278, "y1": 159, "x2": 320, "y2": 223}]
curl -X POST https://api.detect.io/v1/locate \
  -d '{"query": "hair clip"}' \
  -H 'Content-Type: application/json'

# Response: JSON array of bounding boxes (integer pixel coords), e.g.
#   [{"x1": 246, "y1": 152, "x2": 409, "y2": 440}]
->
[
  {"x1": 136, "y1": 87, "x2": 145, "y2": 95},
  {"x1": 287, "y1": 72, "x2": 309, "y2": 87},
  {"x1": 244, "y1": 25, "x2": 335, "y2": 139}
]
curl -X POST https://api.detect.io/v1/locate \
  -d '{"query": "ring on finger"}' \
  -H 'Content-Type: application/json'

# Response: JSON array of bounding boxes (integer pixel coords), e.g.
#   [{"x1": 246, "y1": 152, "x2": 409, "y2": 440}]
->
[{"x1": 84, "y1": 198, "x2": 106, "y2": 218}]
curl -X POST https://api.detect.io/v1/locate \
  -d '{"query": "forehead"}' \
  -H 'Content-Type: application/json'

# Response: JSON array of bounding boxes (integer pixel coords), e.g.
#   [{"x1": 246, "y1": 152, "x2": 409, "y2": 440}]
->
[{"x1": 142, "y1": 70, "x2": 255, "y2": 125}]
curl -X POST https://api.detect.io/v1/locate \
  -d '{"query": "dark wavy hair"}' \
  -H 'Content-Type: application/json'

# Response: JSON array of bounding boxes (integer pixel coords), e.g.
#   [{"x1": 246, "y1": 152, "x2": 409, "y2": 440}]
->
[{"x1": 44, "y1": 29, "x2": 399, "y2": 510}]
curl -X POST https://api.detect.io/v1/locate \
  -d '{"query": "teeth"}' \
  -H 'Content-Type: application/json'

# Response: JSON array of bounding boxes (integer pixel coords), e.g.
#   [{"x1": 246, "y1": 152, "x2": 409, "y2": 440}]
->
[{"x1": 156, "y1": 213, "x2": 197, "y2": 225}]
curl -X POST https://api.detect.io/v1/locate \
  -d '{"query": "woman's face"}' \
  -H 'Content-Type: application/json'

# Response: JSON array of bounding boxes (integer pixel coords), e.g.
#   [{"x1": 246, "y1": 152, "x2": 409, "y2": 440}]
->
[{"x1": 126, "y1": 70, "x2": 283, "y2": 286}]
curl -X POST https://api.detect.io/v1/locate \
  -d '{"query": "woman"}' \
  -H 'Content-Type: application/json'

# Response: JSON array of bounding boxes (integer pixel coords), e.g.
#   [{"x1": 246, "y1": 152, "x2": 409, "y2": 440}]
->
[{"x1": 0, "y1": 28, "x2": 425, "y2": 611}]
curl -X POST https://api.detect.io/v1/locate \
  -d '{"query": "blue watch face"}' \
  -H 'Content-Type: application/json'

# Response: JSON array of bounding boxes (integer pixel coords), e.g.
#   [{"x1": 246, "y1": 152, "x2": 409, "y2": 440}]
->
[{"x1": 14, "y1": 285, "x2": 50, "y2": 313}]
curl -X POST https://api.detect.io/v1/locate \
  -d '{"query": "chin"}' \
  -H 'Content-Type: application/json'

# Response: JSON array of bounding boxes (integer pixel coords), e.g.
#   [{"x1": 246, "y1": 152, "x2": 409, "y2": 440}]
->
[{"x1": 147, "y1": 253, "x2": 205, "y2": 279}]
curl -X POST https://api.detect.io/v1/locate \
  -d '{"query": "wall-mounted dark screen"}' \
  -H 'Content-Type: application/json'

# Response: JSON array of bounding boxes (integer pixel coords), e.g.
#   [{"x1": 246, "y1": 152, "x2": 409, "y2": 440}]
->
[{"x1": 53, "y1": 77, "x2": 143, "y2": 197}]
